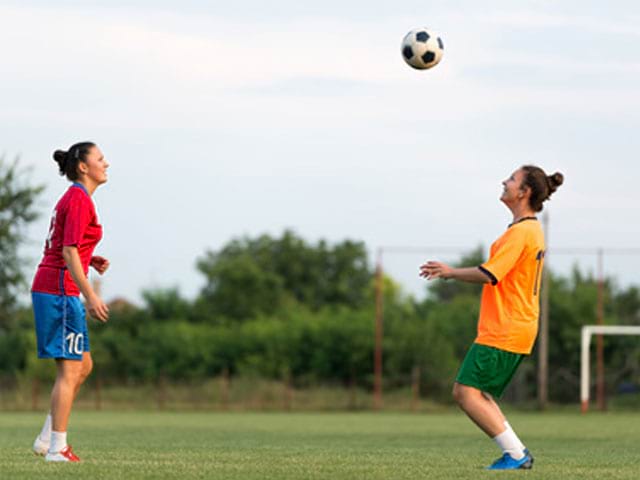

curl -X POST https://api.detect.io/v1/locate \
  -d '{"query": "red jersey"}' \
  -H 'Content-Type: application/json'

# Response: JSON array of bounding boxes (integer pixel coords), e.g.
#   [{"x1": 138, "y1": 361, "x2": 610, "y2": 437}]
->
[{"x1": 32, "y1": 183, "x2": 103, "y2": 296}]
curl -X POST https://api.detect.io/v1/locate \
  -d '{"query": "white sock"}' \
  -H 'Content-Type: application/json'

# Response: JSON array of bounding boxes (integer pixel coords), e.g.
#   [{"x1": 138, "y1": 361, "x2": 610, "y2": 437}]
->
[
  {"x1": 504, "y1": 421, "x2": 526, "y2": 451},
  {"x1": 49, "y1": 431, "x2": 67, "y2": 453},
  {"x1": 37, "y1": 414, "x2": 52, "y2": 443},
  {"x1": 493, "y1": 428, "x2": 525, "y2": 460}
]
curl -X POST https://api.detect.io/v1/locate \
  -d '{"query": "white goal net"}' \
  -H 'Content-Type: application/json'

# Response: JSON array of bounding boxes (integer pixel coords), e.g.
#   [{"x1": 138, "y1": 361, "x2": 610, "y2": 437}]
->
[{"x1": 580, "y1": 325, "x2": 640, "y2": 412}]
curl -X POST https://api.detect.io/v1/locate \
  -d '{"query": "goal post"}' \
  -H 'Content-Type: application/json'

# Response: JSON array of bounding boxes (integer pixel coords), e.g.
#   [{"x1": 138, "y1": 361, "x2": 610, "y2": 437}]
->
[{"x1": 580, "y1": 325, "x2": 640, "y2": 412}]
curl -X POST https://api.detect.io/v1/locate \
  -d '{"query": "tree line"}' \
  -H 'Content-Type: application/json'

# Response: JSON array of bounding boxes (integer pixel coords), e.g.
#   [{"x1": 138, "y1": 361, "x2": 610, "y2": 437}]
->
[{"x1": 1, "y1": 157, "x2": 639, "y2": 404}]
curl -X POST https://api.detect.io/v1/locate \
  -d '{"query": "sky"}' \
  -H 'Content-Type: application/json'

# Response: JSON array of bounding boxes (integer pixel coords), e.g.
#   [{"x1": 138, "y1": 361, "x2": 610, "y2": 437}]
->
[{"x1": 2, "y1": 0, "x2": 640, "y2": 303}]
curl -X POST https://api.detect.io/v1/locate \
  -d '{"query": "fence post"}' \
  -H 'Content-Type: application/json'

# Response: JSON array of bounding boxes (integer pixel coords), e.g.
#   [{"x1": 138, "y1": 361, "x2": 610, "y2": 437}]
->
[
  {"x1": 157, "y1": 376, "x2": 167, "y2": 410},
  {"x1": 538, "y1": 211, "x2": 549, "y2": 409},
  {"x1": 374, "y1": 248, "x2": 384, "y2": 410},
  {"x1": 596, "y1": 248, "x2": 606, "y2": 411},
  {"x1": 282, "y1": 368, "x2": 293, "y2": 411},
  {"x1": 411, "y1": 365, "x2": 421, "y2": 412},
  {"x1": 221, "y1": 367, "x2": 230, "y2": 410},
  {"x1": 95, "y1": 376, "x2": 102, "y2": 411},
  {"x1": 349, "y1": 369, "x2": 357, "y2": 410},
  {"x1": 31, "y1": 378, "x2": 40, "y2": 411}
]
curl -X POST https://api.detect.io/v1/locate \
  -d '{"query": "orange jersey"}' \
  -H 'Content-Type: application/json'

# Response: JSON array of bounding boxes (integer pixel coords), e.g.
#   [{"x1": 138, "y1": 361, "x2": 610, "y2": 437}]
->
[{"x1": 476, "y1": 218, "x2": 545, "y2": 354}]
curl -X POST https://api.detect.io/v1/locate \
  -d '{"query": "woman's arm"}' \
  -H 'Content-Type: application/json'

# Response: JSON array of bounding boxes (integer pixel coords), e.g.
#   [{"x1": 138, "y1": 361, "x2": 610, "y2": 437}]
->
[
  {"x1": 62, "y1": 246, "x2": 109, "y2": 322},
  {"x1": 419, "y1": 261, "x2": 492, "y2": 284}
]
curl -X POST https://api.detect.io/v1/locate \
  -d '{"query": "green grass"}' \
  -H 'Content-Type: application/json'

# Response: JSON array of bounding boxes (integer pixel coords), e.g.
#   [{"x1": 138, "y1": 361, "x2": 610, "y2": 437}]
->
[{"x1": 0, "y1": 411, "x2": 638, "y2": 479}]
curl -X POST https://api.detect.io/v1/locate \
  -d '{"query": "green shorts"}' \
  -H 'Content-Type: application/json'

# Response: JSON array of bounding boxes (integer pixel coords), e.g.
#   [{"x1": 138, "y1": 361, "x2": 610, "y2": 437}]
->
[{"x1": 455, "y1": 343, "x2": 526, "y2": 398}]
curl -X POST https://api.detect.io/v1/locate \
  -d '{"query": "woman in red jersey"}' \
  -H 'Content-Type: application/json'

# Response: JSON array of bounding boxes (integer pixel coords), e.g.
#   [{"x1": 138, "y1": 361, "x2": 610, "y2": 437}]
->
[
  {"x1": 421, "y1": 166, "x2": 563, "y2": 470},
  {"x1": 31, "y1": 142, "x2": 110, "y2": 462}
]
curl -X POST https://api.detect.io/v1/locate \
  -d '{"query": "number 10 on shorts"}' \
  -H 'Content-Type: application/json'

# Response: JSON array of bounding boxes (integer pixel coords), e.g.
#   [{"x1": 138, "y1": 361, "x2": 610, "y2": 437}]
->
[{"x1": 65, "y1": 333, "x2": 84, "y2": 355}]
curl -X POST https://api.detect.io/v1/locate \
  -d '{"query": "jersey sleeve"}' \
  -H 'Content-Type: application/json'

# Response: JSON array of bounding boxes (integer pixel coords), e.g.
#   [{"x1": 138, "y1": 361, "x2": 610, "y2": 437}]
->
[
  {"x1": 62, "y1": 194, "x2": 92, "y2": 247},
  {"x1": 480, "y1": 228, "x2": 528, "y2": 285}
]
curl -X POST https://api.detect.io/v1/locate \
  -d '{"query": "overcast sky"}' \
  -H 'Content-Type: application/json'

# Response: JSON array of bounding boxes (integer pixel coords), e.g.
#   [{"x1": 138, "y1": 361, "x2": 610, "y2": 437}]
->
[{"x1": 2, "y1": 0, "x2": 640, "y2": 303}]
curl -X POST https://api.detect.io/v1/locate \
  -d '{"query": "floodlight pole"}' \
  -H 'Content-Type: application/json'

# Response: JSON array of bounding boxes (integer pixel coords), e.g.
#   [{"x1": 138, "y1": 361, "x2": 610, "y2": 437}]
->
[
  {"x1": 537, "y1": 211, "x2": 550, "y2": 409},
  {"x1": 373, "y1": 248, "x2": 384, "y2": 410},
  {"x1": 596, "y1": 248, "x2": 606, "y2": 411},
  {"x1": 371, "y1": 245, "x2": 467, "y2": 410}
]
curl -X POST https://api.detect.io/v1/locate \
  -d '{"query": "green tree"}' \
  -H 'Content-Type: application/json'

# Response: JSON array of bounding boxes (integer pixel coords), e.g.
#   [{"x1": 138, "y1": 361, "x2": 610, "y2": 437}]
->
[
  {"x1": 196, "y1": 230, "x2": 372, "y2": 321},
  {"x1": 0, "y1": 156, "x2": 44, "y2": 329},
  {"x1": 142, "y1": 287, "x2": 191, "y2": 322}
]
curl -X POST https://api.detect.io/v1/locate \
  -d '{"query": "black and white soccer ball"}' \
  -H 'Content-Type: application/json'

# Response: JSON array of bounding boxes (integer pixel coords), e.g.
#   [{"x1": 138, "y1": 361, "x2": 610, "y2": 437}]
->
[{"x1": 401, "y1": 28, "x2": 444, "y2": 70}]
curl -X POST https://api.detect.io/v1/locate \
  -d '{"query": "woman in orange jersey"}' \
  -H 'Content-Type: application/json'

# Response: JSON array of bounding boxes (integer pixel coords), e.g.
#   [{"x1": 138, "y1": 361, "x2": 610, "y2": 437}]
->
[{"x1": 420, "y1": 165, "x2": 563, "y2": 470}]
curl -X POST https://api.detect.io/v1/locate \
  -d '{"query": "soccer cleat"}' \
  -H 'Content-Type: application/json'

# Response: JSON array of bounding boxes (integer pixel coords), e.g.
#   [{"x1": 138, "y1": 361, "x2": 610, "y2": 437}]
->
[
  {"x1": 32, "y1": 437, "x2": 49, "y2": 456},
  {"x1": 45, "y1": 445, "x2": 80, "y2": 462},
  {"x1": 486, "y1": 452, "x2": 533, "y2": 470},
  {"x1": 524, "y1": 448, "x2": 534, "y2": 465}
]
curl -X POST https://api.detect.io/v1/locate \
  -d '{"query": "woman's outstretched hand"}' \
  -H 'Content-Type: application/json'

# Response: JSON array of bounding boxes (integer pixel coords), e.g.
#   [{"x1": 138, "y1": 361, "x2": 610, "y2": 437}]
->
[{"x1": 419, "y1": 261, "x2": 453, "y2": 280}]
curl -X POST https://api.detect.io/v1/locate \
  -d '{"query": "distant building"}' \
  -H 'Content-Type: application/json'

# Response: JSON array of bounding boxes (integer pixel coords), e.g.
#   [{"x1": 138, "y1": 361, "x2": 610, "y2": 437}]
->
[{"x1": 107, "y1": 297, "x2": 137, "y2": 313}]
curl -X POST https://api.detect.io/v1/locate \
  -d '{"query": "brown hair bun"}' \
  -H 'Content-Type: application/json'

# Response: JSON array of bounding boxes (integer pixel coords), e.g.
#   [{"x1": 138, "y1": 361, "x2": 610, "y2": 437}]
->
[
  {"x1": 547, "y1": 172, "x2": 564, "y2": 194},
  {"x1": 53, "y1": 150, "x2": 68, "y2": 176}
]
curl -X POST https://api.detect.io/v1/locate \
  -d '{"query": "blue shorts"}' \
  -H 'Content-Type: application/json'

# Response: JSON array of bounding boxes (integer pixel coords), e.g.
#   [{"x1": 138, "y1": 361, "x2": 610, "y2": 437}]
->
[{"x1": 32, "y1": 292, "x2": 90, "y2": 360}]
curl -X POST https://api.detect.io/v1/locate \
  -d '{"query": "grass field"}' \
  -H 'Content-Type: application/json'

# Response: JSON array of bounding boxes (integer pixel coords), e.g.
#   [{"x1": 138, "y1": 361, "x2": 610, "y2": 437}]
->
[{"x1": 0, "y1": 411, "x2": 638, "y2": 479}]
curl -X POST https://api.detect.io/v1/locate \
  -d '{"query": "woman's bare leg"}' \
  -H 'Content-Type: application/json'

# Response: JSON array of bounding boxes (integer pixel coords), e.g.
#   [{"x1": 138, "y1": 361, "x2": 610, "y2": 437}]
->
[
  {"x1": 50, "y1": 352, "x2": 93, "y2": 432},
  {"x1": 452, "y1": 382, "x2": 505, "y2": 437}
]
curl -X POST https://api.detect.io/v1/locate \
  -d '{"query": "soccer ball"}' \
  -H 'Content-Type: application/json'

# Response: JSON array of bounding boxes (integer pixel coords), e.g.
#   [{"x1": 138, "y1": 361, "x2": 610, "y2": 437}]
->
[{"x1": 401, "y1": 28, "x2": 444, "y2": 70}]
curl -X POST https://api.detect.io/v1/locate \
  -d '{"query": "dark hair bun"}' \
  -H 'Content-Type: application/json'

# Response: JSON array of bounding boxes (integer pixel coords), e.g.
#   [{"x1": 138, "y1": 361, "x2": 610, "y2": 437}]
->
[
  {"x1": 53, "y1": 150, "x2": 68, "y2": 175},
  {"x1": 547, "y1": 172, "x2": 564, "y2": 194}
]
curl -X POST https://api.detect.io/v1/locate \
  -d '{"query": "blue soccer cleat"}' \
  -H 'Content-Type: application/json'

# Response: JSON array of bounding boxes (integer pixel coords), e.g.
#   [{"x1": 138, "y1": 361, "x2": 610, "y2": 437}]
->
[
  {"x1": 486, "y1": 452, "x2": 533, "y2": 470},
  {"x1": 524, "y1": 448, "x2": 534, "y2": 465}
]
